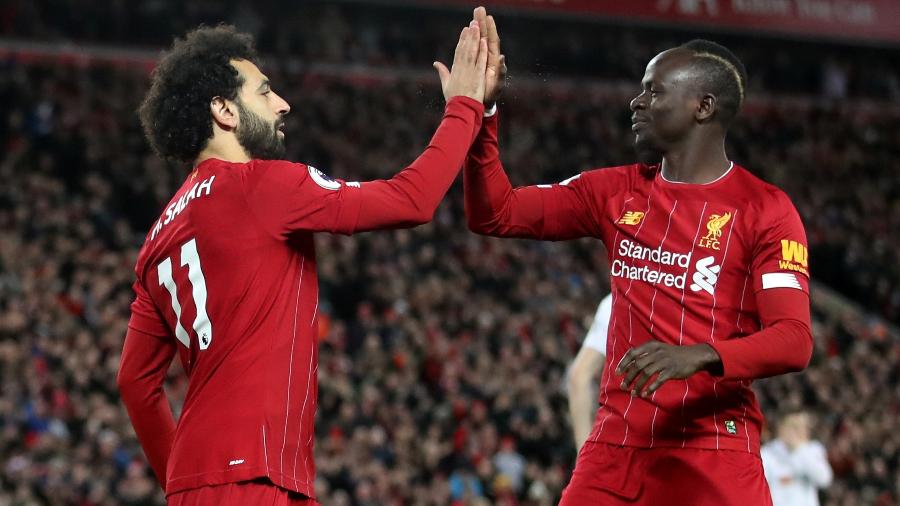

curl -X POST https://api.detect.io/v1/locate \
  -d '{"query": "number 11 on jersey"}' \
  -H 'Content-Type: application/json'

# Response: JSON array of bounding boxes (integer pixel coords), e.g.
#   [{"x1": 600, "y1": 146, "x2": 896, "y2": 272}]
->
[{"x1": 156, "y1": 238, "x2": 213, "y2": 350}]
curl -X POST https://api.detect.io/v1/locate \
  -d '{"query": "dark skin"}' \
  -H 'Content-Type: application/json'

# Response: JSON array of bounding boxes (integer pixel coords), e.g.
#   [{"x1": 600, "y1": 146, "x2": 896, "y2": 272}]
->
[
  {"x1": 471, "y1": 9, "x2": 732, "y2": 398},
  {"x1": 618, "y1": 49, "x2": 733, "y2": 398}
]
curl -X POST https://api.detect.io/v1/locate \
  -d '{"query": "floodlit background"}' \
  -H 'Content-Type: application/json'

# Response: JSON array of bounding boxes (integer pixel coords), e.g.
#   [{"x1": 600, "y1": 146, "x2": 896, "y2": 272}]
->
[{"x1": 0, "y1": 1, "x2": 898, "y2": 504}]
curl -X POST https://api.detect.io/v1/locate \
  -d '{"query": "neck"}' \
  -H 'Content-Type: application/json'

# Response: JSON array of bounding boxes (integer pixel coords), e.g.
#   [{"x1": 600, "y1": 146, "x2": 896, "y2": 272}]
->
[
  {"x1": 195, "y1": 136, "x2": 250, "y2": 166},
  {"x1": 660, "y1": 136, "x2": 730, "y2": 184}
]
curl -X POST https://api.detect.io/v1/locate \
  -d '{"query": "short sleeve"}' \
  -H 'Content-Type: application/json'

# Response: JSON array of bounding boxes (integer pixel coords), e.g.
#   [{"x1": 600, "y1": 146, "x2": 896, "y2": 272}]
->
[
  {"x1": 243, "y1": 160, "x2": 363, "y2": 238},
  {"x1": 128, "y1": 279, "x2": 171, "y2": 337},
  {"x1": 750, "y1": 192, "x2": 809, "y2": 294},
  {"x1": 583, "y1": 294, "x2": 613, "y2": 353}
]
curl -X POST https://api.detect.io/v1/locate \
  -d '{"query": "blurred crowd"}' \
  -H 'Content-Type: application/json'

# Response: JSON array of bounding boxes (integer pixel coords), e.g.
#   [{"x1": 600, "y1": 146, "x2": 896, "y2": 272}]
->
[
  {"x1": 2, "y1": 1, "x2": 900, "y2": 101},
  {"x1": 1, "y1": 4, "x2": 900, "y2": 505}
]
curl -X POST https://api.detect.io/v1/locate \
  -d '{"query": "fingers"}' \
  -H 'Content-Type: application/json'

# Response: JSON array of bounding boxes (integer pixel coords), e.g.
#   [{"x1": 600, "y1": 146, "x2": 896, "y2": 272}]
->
[
  {"x1": 632, "y1": 362, "x2": 664, "y2": 397},
  {"x1": 475, "y1": 37, "x2": 488, "y2": 77},
  {"x1": 454, "y1": 23, "x2": 475, "y2": 65},
  {"x1": 474, "y1": 6, "x2": 488, "y2": 31},
  {"x1": 645, "y1": 370, "x2": 674, "y2": 396},
  {"x1": 620, "y1": 350, "x2": 658, "y2": 390},
  {"x1": 616, "y1": 343, "x2": 648, "y2": 375},
  {"x1": 454, "y1": 21, "x2": 481, "y2": 66},
  {"x1": 486, "y1": 15, "x2": 500, "y2": 58},
  {"x1": 467, "y1": 21, "x2": 481, "y2": 64},
  {"x1": 433, "y1": 61, "x2": 450, "y2": 89}
]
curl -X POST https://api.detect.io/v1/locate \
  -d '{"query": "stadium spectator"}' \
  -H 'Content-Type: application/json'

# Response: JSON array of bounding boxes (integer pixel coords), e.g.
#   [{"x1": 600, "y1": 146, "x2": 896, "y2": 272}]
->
[
  {"x1": 566, "y1": 294, "x2": 612, "y2": 451},
  {"x1": 762, "y1": 410, "x2": 833, "y2": 506}
]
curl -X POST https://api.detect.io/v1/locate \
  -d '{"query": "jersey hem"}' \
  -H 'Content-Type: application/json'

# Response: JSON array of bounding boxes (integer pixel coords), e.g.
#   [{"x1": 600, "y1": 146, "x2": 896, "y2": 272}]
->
[
  {"x1": 165, "y1": 467, "x2": 315, "y2": 499},
  {"x1": 590, "y1": 433, "x2": 759, "y2": 455}
]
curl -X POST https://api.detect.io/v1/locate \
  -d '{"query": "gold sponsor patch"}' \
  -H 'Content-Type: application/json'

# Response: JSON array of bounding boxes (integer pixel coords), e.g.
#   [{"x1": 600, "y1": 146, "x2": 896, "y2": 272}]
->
[{"x1": 779, "y1": 240, "x2": 809, "y2": 275}]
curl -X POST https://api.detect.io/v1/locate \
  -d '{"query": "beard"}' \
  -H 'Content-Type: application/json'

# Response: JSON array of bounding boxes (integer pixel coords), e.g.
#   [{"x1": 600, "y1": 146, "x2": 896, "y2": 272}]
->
[{"x1": 235, "y1": 100, "x2": 285, "y2": 160}]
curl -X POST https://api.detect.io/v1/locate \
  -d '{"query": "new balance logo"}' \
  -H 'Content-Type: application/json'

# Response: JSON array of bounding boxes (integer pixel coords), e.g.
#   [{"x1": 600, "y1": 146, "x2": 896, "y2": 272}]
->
[
  {"x1": 690, "y1": 256, "x2": 720, "y2": 295},
  {"x1": 618, "y1": 211, "x2": 645, "y2": 225}
]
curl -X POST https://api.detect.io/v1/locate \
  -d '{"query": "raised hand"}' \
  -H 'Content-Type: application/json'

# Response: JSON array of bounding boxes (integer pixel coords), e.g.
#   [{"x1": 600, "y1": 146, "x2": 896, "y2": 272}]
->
[
  {"x1": 473, "y1": 6, "x2": 506, "y2": 107},
  {"x1": 433, "y1": 20, "x2": 488, "y2": 103}
]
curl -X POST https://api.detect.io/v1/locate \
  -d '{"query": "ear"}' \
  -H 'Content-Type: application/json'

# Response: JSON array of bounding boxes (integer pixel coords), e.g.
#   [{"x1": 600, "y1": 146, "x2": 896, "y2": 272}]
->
[
  {"x1": 210, "y1": 96, "x2": 238, "y2": 130},
  {"x1": 696, "y1": 93, "x2": 717, "y2": 123}
]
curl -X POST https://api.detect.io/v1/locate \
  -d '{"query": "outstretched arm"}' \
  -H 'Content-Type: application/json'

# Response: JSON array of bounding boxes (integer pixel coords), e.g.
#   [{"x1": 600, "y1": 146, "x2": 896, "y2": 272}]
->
[
  {"x1": 463, "y1": 112, "x2": 602, "y2": 240},
  {"x1": 244, "y1": 22, "x2": 490, "y2": 236},
  {"x1": 463, "y1": 8, "x2": 601, "y2": 241}
]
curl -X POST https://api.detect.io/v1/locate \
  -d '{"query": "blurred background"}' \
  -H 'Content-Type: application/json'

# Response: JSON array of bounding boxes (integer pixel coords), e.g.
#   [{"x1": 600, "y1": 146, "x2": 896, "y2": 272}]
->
[{"x1": 1, "y1": 0, "x2": 898, "y2": 505}]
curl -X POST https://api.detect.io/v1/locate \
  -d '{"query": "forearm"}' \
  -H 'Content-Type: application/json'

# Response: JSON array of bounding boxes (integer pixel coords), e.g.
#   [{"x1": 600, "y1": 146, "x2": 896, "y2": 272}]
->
[
  {"x1": 120, "y1": 379, "x2": 177, "y2": 488},
  {"x1": 708, "y1": 319, "x2": 811, "y2": 380},
  {"x1": 566, "y1": 348, "x2": 604, "y2": 450},
  {"x1": 568, "y1": 378, "x2": 596, "y2": 451},
  {"x1": 463, "y1": 111, "x2": 550, "y2": 238},
  {"x1": 117, "y1": 327, "x2": 177, "y2": 489},
  {"x1": 354, "y1": 96, "x2": 483, "y2": 230},
  {"x1": 709, "y1": 289, "x2": 812, "y2": 380}
]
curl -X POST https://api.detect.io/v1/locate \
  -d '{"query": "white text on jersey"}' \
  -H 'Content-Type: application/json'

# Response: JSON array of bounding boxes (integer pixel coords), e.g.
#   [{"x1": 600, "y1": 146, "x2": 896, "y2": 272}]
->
[{"x1": 150, "y1": 176, "x2": 216, "y2": 241}]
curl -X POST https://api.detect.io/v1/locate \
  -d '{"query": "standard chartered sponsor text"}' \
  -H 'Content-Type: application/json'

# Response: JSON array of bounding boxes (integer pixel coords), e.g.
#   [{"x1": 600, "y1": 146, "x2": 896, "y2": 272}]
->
[{"x1": 612, "y1": 239, "x2": 692, "y2": 289}]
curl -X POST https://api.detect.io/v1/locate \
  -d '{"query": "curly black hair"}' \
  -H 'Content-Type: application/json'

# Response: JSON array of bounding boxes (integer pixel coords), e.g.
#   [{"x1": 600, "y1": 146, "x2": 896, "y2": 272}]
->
[
  {"x1": 679, "y1": 39, "x2": 748, "y2": 127},
  {"x1": 139, "y1": 25, "x2": 258, "y2": 163}
]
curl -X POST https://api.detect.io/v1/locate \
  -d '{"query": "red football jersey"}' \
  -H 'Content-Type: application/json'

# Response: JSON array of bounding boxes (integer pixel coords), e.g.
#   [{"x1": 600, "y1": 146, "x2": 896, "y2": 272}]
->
[
  {"x1": 122, "y1": 97, "x2": 483, "y2": 496},
  {"x1": 465, "y1": 113, "x2": 810, "y2": 454}
]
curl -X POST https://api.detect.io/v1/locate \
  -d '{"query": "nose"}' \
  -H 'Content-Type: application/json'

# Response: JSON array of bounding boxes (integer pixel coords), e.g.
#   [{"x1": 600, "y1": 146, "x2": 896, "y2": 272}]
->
[
  {"x1": 630, "y1": 91, "x2": 647, "y2": 112},
  {"x1": 274, "y1": 92, "x2": 290, "y2": 116}
]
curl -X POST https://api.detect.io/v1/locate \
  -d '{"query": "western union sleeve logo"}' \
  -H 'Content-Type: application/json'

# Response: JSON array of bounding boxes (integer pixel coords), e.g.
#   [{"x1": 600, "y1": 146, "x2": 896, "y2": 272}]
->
[
  {"x1": 617, "y1": 211, "x2": 645, "y2": 225},
  {"x1": 779, "y1": 239, "x2": 809, "y2": 276},
  {"x1": 698, "y1": 212, "x2": 731, "y2": 250}
]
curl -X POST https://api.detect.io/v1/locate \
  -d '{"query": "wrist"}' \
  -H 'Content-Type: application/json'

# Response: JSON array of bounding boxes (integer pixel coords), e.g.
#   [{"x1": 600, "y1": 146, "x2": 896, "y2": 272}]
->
[{"x1": 694, "y1": 344, "x2": 723, "y2": 376}]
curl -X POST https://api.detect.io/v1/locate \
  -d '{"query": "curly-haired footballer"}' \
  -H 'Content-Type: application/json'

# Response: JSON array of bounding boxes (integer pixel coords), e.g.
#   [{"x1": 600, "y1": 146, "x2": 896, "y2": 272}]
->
[{"x1": 118, "y1": 23, "x2": 488, "y2": 505}]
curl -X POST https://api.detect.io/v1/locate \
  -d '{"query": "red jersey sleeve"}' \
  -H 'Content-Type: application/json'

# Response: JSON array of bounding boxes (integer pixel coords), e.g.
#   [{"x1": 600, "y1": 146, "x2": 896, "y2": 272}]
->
[
  {"x1": 128, "y1": 278, "x2": 171, "y2": 337},
  {"x1": 708, "y1": 190, "x2": 813, "y2": 380},
  {"x1": 709, "y1": 288, "x2": 812, "y2": 380},
  {"x1": 750, "y1": 191, "x2": 810, "y2": 294},
  {"x1": 464, "y1": 112, "x2": 609, "y2": 240},
  {"x1": 243, "y1": 160, "x2": 364, "y2": 236},
  {"x1": 119, "y1": 278, "x2": 178, "y2": 489},
  {"x1": 244, "y1": 96, "x2": 483, "y2": 238}
]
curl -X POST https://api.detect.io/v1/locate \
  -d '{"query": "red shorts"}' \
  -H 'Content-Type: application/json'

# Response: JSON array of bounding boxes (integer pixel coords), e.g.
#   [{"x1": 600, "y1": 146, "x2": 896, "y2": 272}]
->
[
  {"x1": 167, "y1": 479, "x2": 318, "y2": 506},
  {"x1": 560, "y1": 441, "x2": 772, "y2": 506}
]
